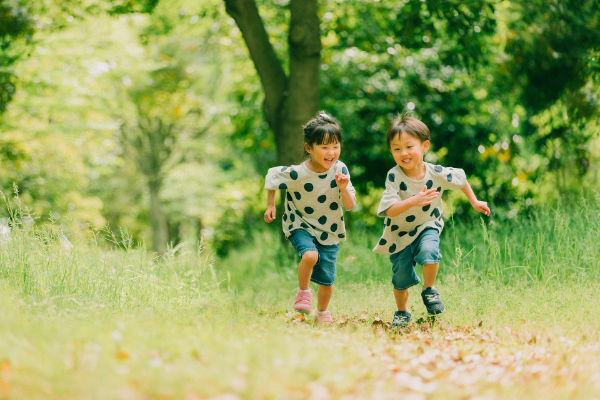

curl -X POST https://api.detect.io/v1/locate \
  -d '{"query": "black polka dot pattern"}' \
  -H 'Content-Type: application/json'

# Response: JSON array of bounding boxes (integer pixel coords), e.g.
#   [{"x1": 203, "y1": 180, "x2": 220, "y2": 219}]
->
[
  {"x1": 434, "y1": 165, "x2": 442, "y2": 173},
  {"x1": 391, "y1": 225, "x2": 399, "y2": 231},
  {"x1": 389, "y1": 244, "x2": 397, "y2": 253},
  {"x1": 388, "y1": 173, "x2": 395, "y2": 182},
  {"x1": 399, "y1": 231, "x2": 408, "y2": 237},
  {"x1": 431, "y1": 208, "x2": 440, "y2": 218},
  {"x1": 437, "y1": 187, "x2": 442, "y2": 192},
  {"x1": 386, "y1": 218, "x2": 391, "y2": 226},
  {"x1": 446, "y1": 173, "x2": 452, "y2": 182},
  {"x1": 409, "y1": 227, "x2": 419, "y2": 237},
  {"x1": 422, "y1": 205, "x2": 431, "y2": 212},
  {"x1": 400, "y1": 182, "x2": 408, "y2": 191},
  {"x1": 406, "y1": 215, "x2": 416, "y2": 222},
  {"x1": 269, "y1": 162, "x2": 355, "y2": 246},
  {"x1": 379, "y1": 238, "x2": 387, "y2": 245},
  {"x1": 434, "y1": 221, "x2": 442, "y2": 227},
  {"x1": 426, "y1": 180, "x2": 433, "y2": 189}
]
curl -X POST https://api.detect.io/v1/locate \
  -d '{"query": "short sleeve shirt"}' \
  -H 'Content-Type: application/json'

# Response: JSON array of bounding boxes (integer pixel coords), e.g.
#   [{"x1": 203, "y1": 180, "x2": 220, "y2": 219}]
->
[
  {"x1": 265, "y1": 160, "x2": 356, "y2": 245},
  {"x1": 373, "y1": 162, "x2": 467, "y2": 255}
]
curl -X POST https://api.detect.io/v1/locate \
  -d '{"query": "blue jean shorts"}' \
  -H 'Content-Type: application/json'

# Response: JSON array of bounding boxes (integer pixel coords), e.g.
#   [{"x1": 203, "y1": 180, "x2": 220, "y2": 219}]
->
[
  {"x1": 288, "y1": 229, "x2": 339, "y2": 286},
  {"x1": 390, "y1": 228, "x2": 442, "y2": 291}
]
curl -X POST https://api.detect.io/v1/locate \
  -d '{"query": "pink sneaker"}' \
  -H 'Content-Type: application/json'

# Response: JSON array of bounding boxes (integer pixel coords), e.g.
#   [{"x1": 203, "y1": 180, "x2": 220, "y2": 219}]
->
[
  {"x1": 294, "y1": 289, "x2": 312, "y2": 314},
  {"x1": 315, "y1": 311, "x2": 333, "y2": 324}
]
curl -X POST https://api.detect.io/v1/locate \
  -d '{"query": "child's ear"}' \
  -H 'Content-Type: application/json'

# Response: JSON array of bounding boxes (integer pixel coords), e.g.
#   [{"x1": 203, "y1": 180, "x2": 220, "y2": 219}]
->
[
  {"x1": 304, "y1": 142, "x2": 312, "y2": 154},
  {"x1": 422, "y1": 140, "x2": 430, "y2": 153}
]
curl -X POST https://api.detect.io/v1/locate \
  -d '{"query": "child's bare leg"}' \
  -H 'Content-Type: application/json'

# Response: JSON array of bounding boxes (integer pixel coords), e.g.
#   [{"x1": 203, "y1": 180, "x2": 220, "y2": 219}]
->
[
  {"x1": 393, "y1": 288, "x2": 410, "y2": 312},
  {"x1": 298, "y1": 251, "x2": 319, "y2": 290},
  {"x1": 317, "y1": 285, "x2": 333, "y2": 311},
  {"x1": 422, "y1": 263, "x2": 439, "y2": 290}
]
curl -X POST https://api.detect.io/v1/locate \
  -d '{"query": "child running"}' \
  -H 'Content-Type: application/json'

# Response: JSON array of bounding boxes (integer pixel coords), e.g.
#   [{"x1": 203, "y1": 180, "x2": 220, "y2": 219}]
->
[
  {"x1": 264, "y1": 112, "x2": 356, "y2": 324},
  {"x1": 373, "y1": 115, "x2": 490, "y2": 328}
]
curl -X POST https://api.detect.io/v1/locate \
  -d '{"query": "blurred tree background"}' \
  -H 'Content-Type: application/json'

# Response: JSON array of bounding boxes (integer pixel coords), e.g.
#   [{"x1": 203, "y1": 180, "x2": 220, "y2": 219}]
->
[{"x1": 0, "y1": 0, "x2": 599, "y2": 254}]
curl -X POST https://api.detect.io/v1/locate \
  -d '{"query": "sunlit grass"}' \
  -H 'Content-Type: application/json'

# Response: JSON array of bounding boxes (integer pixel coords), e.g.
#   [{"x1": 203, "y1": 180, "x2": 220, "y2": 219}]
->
[{"x1": 0, "y1": 199, "x2": 599, "y2": 399}]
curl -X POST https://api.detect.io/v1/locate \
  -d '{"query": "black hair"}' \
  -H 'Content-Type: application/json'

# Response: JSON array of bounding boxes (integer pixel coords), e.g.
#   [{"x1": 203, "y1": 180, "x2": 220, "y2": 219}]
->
[
  {"x1": 386, "y1": 113, "x2": 430, "y2": 148},
  {"x1": 303, "y1": 111, "x2": 342, "y2": 154}
]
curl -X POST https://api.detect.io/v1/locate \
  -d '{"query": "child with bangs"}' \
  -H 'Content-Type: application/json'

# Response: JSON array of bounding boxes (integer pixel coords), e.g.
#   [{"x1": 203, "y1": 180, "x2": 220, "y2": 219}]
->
[
  {"x1": 264, "y1": 111, "x2": 356, "y2": 324},
  {"x1": 373, "y1": 114, "x2": 490, "y2": 328}
]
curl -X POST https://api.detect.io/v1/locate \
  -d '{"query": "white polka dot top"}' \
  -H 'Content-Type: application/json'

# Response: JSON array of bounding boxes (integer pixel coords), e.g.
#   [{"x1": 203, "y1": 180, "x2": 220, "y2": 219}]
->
[
  {"x1": 265, "y1": 160, "x2": 356, "y2": 245},
  {"x1": 373, "y1": 162, "x2": 467, "y2": 255}
]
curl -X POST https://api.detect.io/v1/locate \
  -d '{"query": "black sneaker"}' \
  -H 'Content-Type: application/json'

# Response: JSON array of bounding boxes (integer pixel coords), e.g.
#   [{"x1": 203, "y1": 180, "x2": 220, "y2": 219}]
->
[
  {"x1": 390, "y1": 311, "x2": 411, "y2": 328},
  {"x1": 421, "y1": 287, "x2": 445, "y2": 314}
]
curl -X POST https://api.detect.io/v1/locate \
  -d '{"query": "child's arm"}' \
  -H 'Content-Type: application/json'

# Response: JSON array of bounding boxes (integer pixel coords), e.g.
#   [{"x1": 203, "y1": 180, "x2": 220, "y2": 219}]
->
[
  {"x1": 264, "y1": 190, "x2": 277, "y2": 223},
  {"x1": 385, "y1": 186, "x2": 439, "y2": 218},
  {"x1": 461, "y1": 181, "x2": 491, "y2": 216},
  {"x1": 335, "y1": 173, "x2": 356, "y2": 210}
]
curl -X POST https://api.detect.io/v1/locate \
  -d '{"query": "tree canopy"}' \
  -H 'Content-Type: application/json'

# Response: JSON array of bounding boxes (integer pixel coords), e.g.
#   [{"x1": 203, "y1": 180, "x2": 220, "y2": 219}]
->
[{"x1": 0, "y1": 0, "x2": 599, "y2": 255}]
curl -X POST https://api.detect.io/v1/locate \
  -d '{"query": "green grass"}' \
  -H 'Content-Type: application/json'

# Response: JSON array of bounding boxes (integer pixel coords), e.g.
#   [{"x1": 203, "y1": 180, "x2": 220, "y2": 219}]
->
[{"x1": 1, "y1": 200, "x2": 600, "y2": 399}]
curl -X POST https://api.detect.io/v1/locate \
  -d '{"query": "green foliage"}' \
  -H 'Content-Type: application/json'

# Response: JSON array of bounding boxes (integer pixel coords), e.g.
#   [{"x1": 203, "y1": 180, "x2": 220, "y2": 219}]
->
[
  {"x1": 225, "y1": 0, "x2": 600, "y2": 226},
  {"x1": 502, "y1": 0, "x2": 600, "y2": 112},
  {"x1": 0, "y1": 0, "x2": 34, "y2": 112},
  {"x1": 2, "y1": 0, "x2": 600, "y2": 253}
]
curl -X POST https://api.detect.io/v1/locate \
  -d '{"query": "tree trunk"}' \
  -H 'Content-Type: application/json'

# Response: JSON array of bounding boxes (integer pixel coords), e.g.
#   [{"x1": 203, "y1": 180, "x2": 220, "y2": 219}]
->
[
  {"x1": 149, "y1": 180, "x2": 168, "y2": 254},
  {"x1": 225, "y1": 0, "x2": 321, "y2": 167},
  {"x1": 278, "y1": 0, "x2": 321, "y2": 166}
]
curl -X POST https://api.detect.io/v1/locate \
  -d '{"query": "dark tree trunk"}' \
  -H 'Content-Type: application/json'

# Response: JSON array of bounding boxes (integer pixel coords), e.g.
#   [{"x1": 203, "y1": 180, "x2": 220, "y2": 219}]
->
[
  {"x1": 121, "y1": 109, "x2": 177, "y2": 254},
  {"x1": 224, "y1": 0, "x2": 321, "y2": 167},
  {"x1": 149, "y1": 180, "x2": 168, "y2": 254}
]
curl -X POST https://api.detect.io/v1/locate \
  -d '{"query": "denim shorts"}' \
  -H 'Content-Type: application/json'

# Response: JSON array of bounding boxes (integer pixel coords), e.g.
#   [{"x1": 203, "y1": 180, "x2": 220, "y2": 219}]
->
[
  {"x1": 390, "y1": 228, "x2": 442, "y2": 291},
  {"x1": 288, "y1": 229, "x2": 339, "y2": 286}
]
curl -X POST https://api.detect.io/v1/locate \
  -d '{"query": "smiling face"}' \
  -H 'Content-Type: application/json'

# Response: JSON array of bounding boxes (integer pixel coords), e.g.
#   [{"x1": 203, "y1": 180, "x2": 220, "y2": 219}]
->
[
  {"x1": 389, "y1": 132, "x2": 430, "y2": 174},
  {"x1": 305, "y1": 138, "x2": 341, "y2": 173}
]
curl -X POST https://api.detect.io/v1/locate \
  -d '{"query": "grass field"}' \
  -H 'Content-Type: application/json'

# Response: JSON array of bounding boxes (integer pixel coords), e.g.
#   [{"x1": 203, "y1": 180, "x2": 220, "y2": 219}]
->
[{"x1": 1, "y1": 200, "x2": 600, "y2": 399}]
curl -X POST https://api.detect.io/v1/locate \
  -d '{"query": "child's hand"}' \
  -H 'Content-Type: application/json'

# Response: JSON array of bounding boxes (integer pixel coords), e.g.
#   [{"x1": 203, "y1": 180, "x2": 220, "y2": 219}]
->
[
  {"x1": 412, "y1": 186, "x2": 439, "y2": 206},
  {"x1": 335, "y1": 172, "x2": 349, "y2": 190},
  {"x1": 264, "y1": 205, "x2": 277, "y2": 223},
  {"x1": 471, "y1": 200, "x2": 491, "y2": 216}
]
